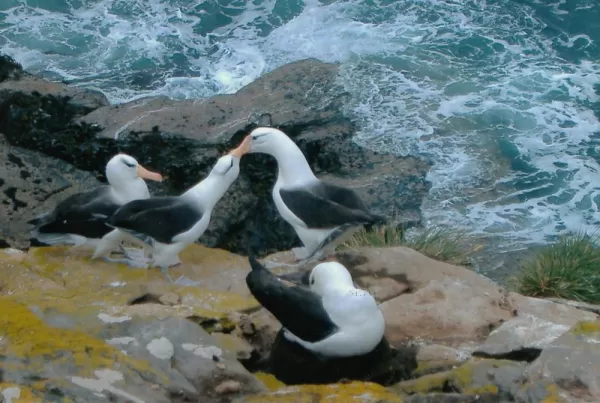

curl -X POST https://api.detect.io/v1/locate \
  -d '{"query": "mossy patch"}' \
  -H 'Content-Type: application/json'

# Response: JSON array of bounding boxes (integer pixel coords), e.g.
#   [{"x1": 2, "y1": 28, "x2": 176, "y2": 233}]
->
[
  {"x1": 240, "y1": 382, "x2": 403, "y2": 402},
  {"x1": 569, "y1": 320, "x2": 600, "y2": 336},
  {"x1": 0, "y1": 297, "x2": 166, "y2": 383},
  {"x1": 540, "y1": 384, "x2": 567, "y2": 403},
  {"x1": 395, "y1": 359, "x2": 514, "y2": 395}
]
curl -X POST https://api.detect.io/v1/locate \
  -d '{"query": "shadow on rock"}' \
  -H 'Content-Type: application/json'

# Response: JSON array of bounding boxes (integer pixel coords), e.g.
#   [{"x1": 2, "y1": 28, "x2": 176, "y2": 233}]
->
[{"x1": 242, "y1": 328, "x2": 417, "y2": 386}]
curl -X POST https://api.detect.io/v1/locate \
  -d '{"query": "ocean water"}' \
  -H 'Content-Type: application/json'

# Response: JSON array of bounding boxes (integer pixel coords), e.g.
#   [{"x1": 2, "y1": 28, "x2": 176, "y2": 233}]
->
[{"x1": 1, "y1": 0, "x2": 600, "y2": 277}]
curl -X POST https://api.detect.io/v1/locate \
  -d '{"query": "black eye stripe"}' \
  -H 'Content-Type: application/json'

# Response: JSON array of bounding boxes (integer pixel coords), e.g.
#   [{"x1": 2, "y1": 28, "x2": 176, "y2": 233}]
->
[
  {"x1": 122, "y1": 159, "x2": 135, "y2": 168},
  {"x1": 230, "y1": 159, "x2": 234, "y2": 168},
  {"x1": 252, "y1": 133, "x2": 267, "y2": 139}
]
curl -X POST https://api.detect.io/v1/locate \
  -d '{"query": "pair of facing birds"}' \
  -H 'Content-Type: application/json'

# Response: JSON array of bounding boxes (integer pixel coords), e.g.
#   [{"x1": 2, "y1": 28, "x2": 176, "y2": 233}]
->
[{"x1": 29, "y1": 126, "x2": 388, "y2": 358}]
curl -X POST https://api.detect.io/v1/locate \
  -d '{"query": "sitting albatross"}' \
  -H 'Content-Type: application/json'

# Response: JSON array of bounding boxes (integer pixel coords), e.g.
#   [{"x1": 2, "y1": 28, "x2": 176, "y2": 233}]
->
[
  {"x1": 244, "y1": 127, "x2": 386, "y2": 266},
  {"x1": 246, "y1": 252, "x2": 385, "y2": 358},
  {"x1": 28, "y1": 153, "x2": 163, "y2": 263},
  {"x1": 104, "y1": 137, "x2": 251, "y2": 284}
]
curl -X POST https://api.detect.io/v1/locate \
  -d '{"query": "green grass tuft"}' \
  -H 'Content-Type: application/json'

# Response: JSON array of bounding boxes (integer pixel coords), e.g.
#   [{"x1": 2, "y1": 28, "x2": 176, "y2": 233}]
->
[
  {"x1": 340, "y1": 223, "x2": 481, "y2": 266},
  {"x1": 509, "y1": 230, "x2": 600, "y2": 304}
]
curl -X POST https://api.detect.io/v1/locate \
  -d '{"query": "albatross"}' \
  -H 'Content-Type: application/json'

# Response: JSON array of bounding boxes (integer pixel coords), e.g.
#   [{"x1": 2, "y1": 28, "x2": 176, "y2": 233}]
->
[
  {"x1": 246, "y1": 253, "x2": 385, "y2": 358},
  {"x1": 104, "y1": 136, "x2": 251, "y2": 284},
  {"x1": 244, "y1": 127, "x2": 386, "y2": 266},
  {"x1": 28, "y1": 153, "x2": 163, "y2": 263}
]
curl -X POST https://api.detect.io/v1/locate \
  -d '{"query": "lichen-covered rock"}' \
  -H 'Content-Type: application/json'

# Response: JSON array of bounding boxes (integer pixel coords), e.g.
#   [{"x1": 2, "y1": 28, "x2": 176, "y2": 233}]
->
[
  {"x1": 0, "y1": 55, "x2": 432, "y2": 256},
  {"x1": 0, "y1": 134, "x2": 102, "y2": 249},
  {"x1": 0, "y1": 246, "x2": 270, "y2": 402},
  {"x1": 524, "y1": 320, "x2": 600, "y2": 402},
  {"x1": 232, "y1": 381, "x2": 404, "y2": 403},
  {"x1": 393, "y1": 359, "x2": 525, "y2": 398},
  {"x1": 403, "y1": 393, "x2": 506, "y2": 403}
]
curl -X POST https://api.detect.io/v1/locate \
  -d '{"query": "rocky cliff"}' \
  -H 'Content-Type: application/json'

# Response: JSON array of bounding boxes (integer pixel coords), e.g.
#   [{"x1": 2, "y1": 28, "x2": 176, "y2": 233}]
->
[{"x1": 0, "y1": 54, "x2": 431, "y2": 255}]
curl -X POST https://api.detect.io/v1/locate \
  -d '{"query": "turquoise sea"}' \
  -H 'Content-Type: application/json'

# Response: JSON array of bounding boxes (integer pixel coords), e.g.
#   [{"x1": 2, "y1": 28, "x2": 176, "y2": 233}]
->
[{"x1": 1, "y1": 0, "x2": 599, "y2": 277}]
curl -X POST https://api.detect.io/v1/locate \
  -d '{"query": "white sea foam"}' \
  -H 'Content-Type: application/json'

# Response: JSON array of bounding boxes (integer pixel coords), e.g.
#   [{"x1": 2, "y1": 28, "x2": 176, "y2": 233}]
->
[{"x1": 2, "y1": 0, "x2": 600, "y2": 277}]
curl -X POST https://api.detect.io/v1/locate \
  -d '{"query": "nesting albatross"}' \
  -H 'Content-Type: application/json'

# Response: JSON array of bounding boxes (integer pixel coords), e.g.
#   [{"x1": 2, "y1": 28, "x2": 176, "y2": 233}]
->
[
  {"x1": 246, "y1": 252, "x2": 385, "y2": 358},
  {"x1": 28, "y1": 153, "x2": 163, "y2": 263},
  {"x1": 245, "y1": 127, "x2": 386, "y2": 266},
  {"x1": 104, "y1": 136, "x2": 251, "y2": 284}
]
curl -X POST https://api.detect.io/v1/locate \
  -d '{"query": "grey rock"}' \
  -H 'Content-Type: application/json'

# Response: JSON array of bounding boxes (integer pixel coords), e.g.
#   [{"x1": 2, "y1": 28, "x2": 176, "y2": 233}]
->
[
  {"x1": 524, "y1": 321, "x2": 600, "y2": 402},
  {"x1": 546, "y1": 297, "x2": 600, "y2": 316},
  {"x1": 404, "y1": 394, "x2": 509, "y2": 403},
  {"x1": 100, "y1": 316, "x2": 266, "y2": 402},
  {"x1": 0, "y1": 134, "x2": 101, "y2": 248}
]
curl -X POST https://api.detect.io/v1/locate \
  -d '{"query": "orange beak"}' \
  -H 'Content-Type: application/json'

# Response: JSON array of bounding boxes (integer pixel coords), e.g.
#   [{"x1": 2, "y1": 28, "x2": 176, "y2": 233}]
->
[
  {"x1": 228, "y1": 135, "x2": 252, "y2": 159},
  {"x1": 137, "y1": 164, "x2": 163, "y2": 182}
]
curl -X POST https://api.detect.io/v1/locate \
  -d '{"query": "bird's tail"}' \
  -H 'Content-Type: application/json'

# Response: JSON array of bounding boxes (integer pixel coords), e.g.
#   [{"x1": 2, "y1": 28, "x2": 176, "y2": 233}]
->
[
  {"x1": 371, "y1": 213, "x2": 389, "y2": 225},
  {"x1": 26, "y1": 211, "x2": 53, "y2": 228}
]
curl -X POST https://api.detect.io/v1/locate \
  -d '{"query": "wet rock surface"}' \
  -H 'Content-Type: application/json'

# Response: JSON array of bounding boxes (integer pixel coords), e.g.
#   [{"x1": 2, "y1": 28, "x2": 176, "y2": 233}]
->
[{"x1": 0, "y1": 54, "x2": 431, "y2": 256}]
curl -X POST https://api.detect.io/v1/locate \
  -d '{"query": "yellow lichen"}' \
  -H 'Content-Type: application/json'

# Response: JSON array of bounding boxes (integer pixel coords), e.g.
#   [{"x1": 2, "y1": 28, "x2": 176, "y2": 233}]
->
[
  {"x1": 0, "y1": 297, "x2": 166, "y2": 382},
  {"x1": 570, "y1": 321, "x2": 600, "y2": 336},
  {"x1": 395, "y1": 359, "x2": 512, "y2": 395},
  {"x1": 539, "y1": 384, "x2": 570, "y2": 403},
  {"x1": 241, "y1": 382, "x2": 403, "y2": 403},
  {"x1": 253, "y1": 372, "x2": 287, "y2": 391}
]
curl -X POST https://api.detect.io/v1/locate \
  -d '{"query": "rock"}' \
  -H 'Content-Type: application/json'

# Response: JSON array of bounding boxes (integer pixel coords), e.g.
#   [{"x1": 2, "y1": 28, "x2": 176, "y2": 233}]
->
[
  {"x1": 403, "y1": 393, "x2": 506, "y2": 403},
  {"x1": 473, "y1": 293, "x2": 600, "y2": 361},
  {"x1": 0, "y1": 246, "x2": 270, "y2": 402},
  {"x1": 545, "y1": 298, "x2": 600, "y2": 315},
  {"x1": 99, "y1": 316, "x2": 265, "y2": 402},
  {"x1": 415, "y1": 344, "x2": 470, "y2": 376},
  {"x1": 1, "y1": 245, "x2": 259, "y2": 328},
  {"x1": 233, "y1": 381, "x2": 404, "y2": 403},
  {"x1": 393, "y1": 359, "x2": 527, "y2": 399},
  {"x1": 0, "y1": 134, "x2": 102, "y2": 249},
  {"x1": 524, "y1": 320, "x2": 600, "y2": 402},
  {"x1": 261, "y1": 329, "x2": 417, "y2": 386},
  {"x1": 509, "y1": 292, "x2": 599, "y2": 325},
  {"x1": 0, "y1": 74, "x2": 109, "y2": 110},
  {"x1": 0, "y1": 55, "x2": 432, "y2": 256},
  {"x1": 316, "y1": 247, "x2": 513, "y2": 347}
]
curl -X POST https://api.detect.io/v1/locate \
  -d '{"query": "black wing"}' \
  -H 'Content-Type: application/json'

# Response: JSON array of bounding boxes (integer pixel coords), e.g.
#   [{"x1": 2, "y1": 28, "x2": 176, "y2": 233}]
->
[
  {"x1": 107, "y1": 197, "x2": 203, "y2": 244},
  {"x1": 246, "y1": 254, "x2": 339, "y2": 342},
  {"x1": 280, "y1": 181, "x2": 385, "y2": 228},
  {"x1": 29, "y1": 186, "x2": 121, "y2": 239}
]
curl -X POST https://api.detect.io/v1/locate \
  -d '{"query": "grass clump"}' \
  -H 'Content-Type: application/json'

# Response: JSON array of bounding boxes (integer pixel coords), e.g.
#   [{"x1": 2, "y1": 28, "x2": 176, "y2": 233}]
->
[
  {"x1": 340, "y1": 223, "x2": 481, "y2": 266},
  {"x1": 510, "y1": 231, "x2": 600, "y2": 304}
]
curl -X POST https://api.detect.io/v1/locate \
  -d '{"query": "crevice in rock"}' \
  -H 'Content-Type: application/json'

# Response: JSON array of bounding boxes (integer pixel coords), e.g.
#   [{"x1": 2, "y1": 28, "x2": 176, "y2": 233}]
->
[
  {"x1": 128, "y1": 293, "x2": 163, "y2": 305},
  {"x1": 472, "y1": 347, "x2": 541, "y2": 363}
]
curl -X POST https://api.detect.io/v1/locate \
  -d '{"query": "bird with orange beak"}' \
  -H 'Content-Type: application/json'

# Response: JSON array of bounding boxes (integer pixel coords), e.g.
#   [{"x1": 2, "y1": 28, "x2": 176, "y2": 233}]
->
[
  {"x1": 28, "y1": 153, "x2": 163, "y2": 262},
  {"x1": 103, "y1": 136, "x2": 251, "y2": 284}
]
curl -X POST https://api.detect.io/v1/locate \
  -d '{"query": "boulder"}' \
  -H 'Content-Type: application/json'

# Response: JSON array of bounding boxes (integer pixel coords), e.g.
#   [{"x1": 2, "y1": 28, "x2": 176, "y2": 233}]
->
[
  {"x1": 315, "y1": 247, "x2": 515, "y2": 347},
  {"x1": 524, "y1": 320, "x2": 600, "y2": 402},
  {"x1": 0, "y1": 134, "x2": 102, "y2": 249},
  {"x1": 0, "y1": 54, "x2": 432, "y2": 256},
  {"x1": 472, "y1": 293, "x2": 599, "y2": 361}
]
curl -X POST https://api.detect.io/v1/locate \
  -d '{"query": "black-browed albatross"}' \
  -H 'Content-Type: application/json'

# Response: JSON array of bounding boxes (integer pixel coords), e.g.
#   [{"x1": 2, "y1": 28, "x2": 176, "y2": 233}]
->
[
  {"x1": 28, "y1": 153, "x2": 163, "y2": 264},
  {"x1": 244, "y1": 127, "x2": 386, "y2": 267},
  {"x1": 104, "y1": 136, "x2": 252, "y2": 284},
  {"x1": 246, "y1": 252, "x2": 386, "y2": 357}
]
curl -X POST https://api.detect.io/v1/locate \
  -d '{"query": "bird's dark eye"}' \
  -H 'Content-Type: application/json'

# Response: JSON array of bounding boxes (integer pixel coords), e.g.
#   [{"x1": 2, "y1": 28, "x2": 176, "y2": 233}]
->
[
  {"x1": 310, "y1": 276, "x2": 315, "y2": 285},
  {"x1": 122, "y1": 159, "x2": 135, "y2": 168},
  {"x1": 252, "y1": 133, "x2": 267, "y2": 140},
  {"x1": 230, "y1": 159, "x2": 234, "y2": 168}
]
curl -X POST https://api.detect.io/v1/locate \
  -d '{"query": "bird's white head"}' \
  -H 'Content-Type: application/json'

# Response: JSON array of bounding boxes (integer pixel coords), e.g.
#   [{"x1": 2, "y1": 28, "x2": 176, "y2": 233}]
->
[
  {"x1": 245, "y1": 127, "x2": 294, "y2": 156},
  {"x1": 105, "y1": 153, "x2": 163, "y2": 187},
  {"x1": 209, "y1": 134, "x2": 252, "y2": 181},
  {"x1": 308, "y1": 261, "x2": 355, "y2": 296}
]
